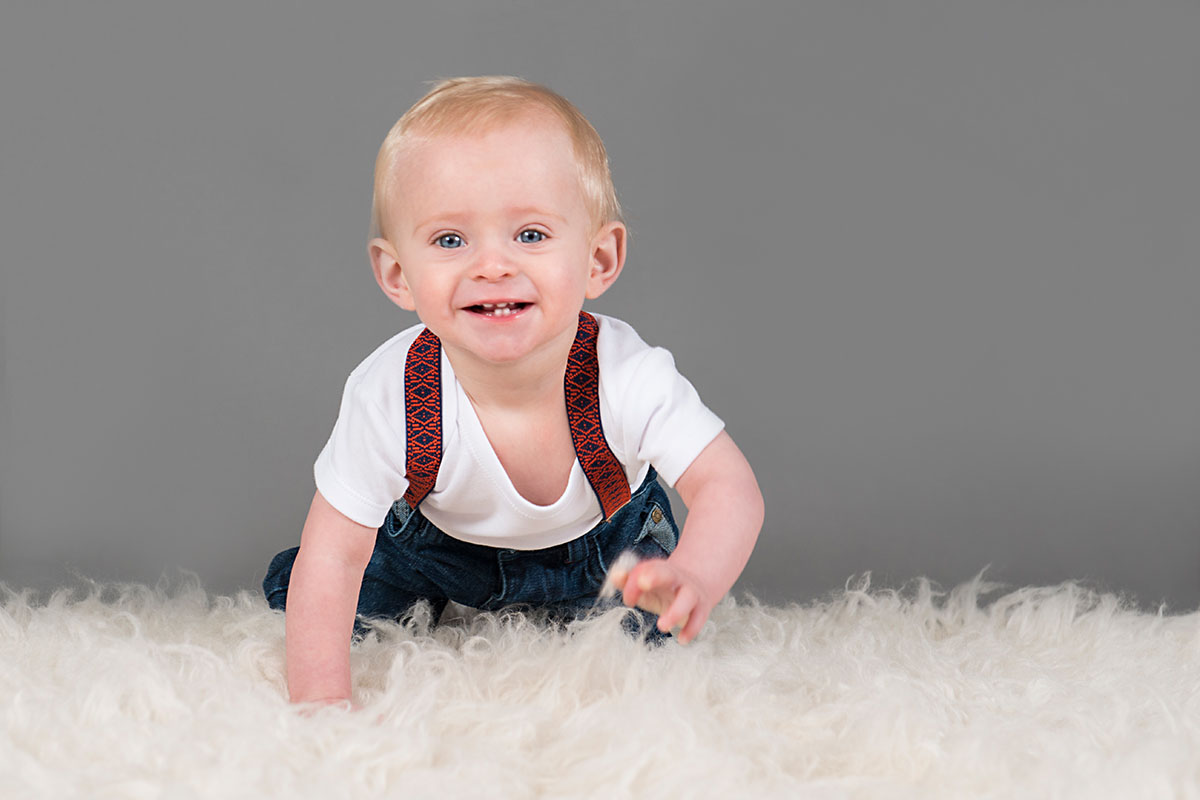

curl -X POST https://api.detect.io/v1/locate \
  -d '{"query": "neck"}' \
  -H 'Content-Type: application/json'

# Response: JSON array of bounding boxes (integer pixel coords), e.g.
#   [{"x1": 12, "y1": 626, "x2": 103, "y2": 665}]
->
[{"x1": 443, "y1": 323, "x2": 578, "y2": 412}]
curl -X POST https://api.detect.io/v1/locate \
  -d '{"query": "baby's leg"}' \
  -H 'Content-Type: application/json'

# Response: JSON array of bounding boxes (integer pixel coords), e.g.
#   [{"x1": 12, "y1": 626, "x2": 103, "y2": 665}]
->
[
  {"x1": 538, "y1": 593, "x2": 672, "y2": 646},
  {"x1": 262, "y1": 547, "x2": 301, "y2": 613},
  {"x1": 357, "y1": 545, "x2": 450, "y2": 632},
  {"x1": 261, "y1": 535, "x2": 449, "y2": 634}
]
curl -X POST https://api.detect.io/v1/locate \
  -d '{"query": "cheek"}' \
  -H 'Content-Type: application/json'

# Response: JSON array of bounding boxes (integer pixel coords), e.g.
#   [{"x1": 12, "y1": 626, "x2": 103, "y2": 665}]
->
[
  {"x1": 404, "y1": 265, "x2": 452, "y2": 295},
  {"x1": 397, "y1": 279, "x2": 443, "y2": 315},
  {"x1": 546, "y1": 266, "x2": 591, "y2": 301}
]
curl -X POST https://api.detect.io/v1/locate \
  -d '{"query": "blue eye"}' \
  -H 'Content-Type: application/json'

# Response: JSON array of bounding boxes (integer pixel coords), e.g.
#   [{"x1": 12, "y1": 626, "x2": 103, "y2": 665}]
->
[
  {"x1": 518, "y1": 229, "x2": 546, "y2": 244},
  {"x1": 436, "y1": 233, "x2": 463, "y2": 249}
]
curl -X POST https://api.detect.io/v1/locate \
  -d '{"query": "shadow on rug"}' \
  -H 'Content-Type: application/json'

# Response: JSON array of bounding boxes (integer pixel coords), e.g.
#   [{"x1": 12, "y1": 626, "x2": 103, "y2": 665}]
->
[{"x1": 1, "y1": 571, "x2": 1198, "y2": 799}]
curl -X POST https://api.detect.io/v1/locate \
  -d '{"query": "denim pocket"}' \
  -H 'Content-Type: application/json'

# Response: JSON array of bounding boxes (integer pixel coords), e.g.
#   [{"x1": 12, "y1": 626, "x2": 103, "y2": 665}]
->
[
  {"x1": 384, "y1": 498, "x2": 419, "y2": 541},
  {"x1": 636, "y1": 502, "x2": 678, "y2": 555}
]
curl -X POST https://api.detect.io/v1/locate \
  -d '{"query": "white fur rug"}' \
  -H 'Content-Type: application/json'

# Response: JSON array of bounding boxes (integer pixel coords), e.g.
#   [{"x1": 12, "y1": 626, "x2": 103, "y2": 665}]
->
[{"x1": 2, "y1": 573, "x2": 1198, "y2": 799}]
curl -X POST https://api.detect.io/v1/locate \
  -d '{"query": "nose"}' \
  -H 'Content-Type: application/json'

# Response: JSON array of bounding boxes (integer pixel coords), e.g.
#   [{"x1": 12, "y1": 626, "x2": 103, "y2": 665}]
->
[
  {"x1": 469, "y1": 239, "x2": 517, "y2": 282},
  {"x1": 468, "y1": 255, "x2": 516, "y2": 286}
]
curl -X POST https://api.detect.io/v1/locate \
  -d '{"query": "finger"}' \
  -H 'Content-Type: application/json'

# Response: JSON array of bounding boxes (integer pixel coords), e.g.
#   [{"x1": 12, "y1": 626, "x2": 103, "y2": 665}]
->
[
  {"x1": 600, "y1": 551, "x2": 639, "y2": 600},
  {"x1": 657, "y1": 585, "x2": 697, "y2": 636},
  {"x1": 677, "y1": 604, "x2": 707, "y2": 645},
  {"x1": 620, "y1": 560, "x2": 650, "y2": 607},
  {"x1": 299, "y1": 697, "x2": 354, "y2": 717},
  {"x1": 635, "y1": 588, "x2": 672, "y2": 617},
  {"x1": 625, "y1": 559, "x2": 671, "y2": 608}
]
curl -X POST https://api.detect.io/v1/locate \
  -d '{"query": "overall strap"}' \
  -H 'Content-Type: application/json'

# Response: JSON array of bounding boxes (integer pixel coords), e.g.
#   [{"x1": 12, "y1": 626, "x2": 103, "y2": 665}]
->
[
  {"x1": 401, "y1": 327, "x2": 442, "y2": 509},
  {"x1": 401, "y1": 312, "x2": 632, "y2": 520},
  {"x1": 566, "y1": 312, "x2": 632, "y2": 520}
]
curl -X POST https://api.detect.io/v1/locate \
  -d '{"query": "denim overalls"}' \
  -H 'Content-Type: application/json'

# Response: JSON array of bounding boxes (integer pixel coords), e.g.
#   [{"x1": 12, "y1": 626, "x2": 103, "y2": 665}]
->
[{"x1": 263, "y1": 313, "x2": 680, "y2": 641}]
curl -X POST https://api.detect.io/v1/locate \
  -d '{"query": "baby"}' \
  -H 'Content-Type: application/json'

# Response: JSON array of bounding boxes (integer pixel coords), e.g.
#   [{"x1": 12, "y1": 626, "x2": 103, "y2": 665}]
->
[{"x1": 263, "y1": 76, "x2": 764, "y2": 706}]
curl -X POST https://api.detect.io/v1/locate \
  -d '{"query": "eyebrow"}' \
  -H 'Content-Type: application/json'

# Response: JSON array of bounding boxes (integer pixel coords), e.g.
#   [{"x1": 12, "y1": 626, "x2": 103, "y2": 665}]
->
[{"x1": 412, "y1": 207, "x2": 568, "y2": 236}]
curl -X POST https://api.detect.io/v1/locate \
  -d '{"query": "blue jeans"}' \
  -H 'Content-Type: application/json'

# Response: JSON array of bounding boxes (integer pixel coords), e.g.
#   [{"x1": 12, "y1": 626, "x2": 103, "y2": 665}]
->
[{"x1": 263, "y1": 468, "x2": 679, "y2": 642}]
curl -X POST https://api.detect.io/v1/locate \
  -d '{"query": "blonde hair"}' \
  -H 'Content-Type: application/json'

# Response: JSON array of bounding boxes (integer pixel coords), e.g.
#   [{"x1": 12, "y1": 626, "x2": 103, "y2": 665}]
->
[{"x1": 370, "y1": 76, "x2": 623, "y2": 242}]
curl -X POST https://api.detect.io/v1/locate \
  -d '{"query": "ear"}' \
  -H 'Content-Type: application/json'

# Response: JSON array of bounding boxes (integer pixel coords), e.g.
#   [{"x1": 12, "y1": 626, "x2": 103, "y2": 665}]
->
[
  {"x1": 368, "y1": 238, "x2": 417, "y2": 311},
  {"x1": 585, "y1": 221, "x2": 627, "y2": 299}
]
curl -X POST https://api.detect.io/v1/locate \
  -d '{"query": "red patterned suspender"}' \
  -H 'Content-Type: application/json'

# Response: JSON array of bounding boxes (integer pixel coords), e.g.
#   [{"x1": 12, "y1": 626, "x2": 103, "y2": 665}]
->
[
  {"x1": 401, "y1": 313, "x2": 631, "y2": 520},
  {"x1": 402, "y1": 327, "x2": 442, "y2": 509},
  {"x1": 566, "y1": 312, "x2": 632, "y2": 520}
]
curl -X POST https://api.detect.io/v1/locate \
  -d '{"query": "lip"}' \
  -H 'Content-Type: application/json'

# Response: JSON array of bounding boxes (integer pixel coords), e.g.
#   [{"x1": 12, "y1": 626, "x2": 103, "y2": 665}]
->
[
  {"x1": 460, "y1": 300, "x2": 534, "y2": 320},
  {"x1": 459, "y1": 299, "x2": 532, "y2": 308}
]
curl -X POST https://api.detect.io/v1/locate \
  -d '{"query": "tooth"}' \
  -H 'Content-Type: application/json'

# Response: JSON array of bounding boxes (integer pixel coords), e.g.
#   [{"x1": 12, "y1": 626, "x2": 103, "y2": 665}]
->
[{"x1": 481, "y1": 303, "x2": 494, "y2": 309}]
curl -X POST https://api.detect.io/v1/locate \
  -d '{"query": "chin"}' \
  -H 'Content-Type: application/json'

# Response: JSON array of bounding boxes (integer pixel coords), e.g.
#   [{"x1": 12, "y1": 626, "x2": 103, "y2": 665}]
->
[{"x1": 473, "y1": 342, "x2": 539, "y2": 364}]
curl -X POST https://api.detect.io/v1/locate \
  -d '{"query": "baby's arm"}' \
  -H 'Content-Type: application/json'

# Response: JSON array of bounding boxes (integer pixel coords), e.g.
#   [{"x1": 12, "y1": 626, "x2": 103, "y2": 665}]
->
[
  {"x1": 283, "y1": 490, "x2": 377, "y2": 705},
  {"x1": 617, "y1": 430, "x2": 763, "y2": 644}
]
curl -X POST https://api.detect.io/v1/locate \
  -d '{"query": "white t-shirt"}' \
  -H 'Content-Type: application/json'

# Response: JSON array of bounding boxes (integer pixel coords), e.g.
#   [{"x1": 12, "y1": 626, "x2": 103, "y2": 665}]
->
[{"x1": 313, "y1": 313, "x2": 725, "y2": 549}]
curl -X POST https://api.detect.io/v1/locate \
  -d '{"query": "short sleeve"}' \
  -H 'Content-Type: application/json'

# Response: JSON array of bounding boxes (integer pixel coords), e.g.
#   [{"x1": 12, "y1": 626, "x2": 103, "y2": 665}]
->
[
  {"x1": 622, "y1": 347, "x2": 725, "y2": 486},
  {"x1": 312, "y1": 376, "x2": 408, "y2": 528},
  {"x1": 596, "y1": 316, "x2": 725, "y2": 488}
]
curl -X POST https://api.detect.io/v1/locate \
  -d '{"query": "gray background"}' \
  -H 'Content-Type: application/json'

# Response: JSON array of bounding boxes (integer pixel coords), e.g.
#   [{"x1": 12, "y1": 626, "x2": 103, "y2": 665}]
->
[{"x1": 1, "y1": 2, "x2": 1197, "y2": 610}]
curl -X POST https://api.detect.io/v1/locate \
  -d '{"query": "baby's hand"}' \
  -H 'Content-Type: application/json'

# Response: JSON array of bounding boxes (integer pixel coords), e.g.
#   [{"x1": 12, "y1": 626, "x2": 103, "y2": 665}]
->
[
  {"x1": 600, "y1": 552, "x2": 713, "y2": 644},
  {"x1": 296, "y1": 697, "x2": 360, "y2": 717}
]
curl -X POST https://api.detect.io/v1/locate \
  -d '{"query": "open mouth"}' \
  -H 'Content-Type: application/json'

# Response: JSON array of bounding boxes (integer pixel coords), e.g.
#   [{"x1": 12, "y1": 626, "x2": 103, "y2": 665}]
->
[{"x1": 465, "y1": 301, "x2": 532, "y2": 318}]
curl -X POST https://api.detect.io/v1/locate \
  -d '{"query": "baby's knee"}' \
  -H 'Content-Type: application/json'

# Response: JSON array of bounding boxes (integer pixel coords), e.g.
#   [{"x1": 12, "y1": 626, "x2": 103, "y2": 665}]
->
[{"x1": 262, "y1": 546, "x2": 300, "y2": 611}]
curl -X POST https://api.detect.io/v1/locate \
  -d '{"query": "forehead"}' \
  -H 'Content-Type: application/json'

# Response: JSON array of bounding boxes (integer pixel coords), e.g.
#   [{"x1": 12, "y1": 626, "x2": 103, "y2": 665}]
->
[{"x1": 388, "y1": 115, "x2": 588, "y2": 225}]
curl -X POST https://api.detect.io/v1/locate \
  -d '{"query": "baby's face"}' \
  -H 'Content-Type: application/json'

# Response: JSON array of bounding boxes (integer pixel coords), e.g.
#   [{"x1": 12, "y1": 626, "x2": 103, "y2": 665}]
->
[{"x1": 374, "y1": 114, "x2": 619, "y2": 368}]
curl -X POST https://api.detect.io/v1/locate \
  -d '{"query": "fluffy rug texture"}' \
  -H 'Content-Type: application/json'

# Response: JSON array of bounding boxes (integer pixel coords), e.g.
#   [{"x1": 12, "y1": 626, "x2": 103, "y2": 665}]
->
[{"x1": 2, "y1": 572, "x2": 1198, "y2": 799}]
